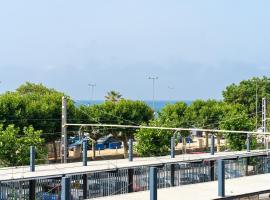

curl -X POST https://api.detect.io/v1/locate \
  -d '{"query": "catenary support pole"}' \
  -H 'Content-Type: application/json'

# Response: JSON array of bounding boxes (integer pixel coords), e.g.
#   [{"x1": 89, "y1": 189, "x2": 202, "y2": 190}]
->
[
  {"x1": 211, "y1": 135, "x2": 215, "y2": 155},
  {"x1": 218, "y1": 160, "x2": 225, "y2": 197},
  {"x1": 61, "y1": 96, "x2": 67, "y2": 163},
  {"x1": 61, "y1": 176, "x2": 71, "y2": 200},
  {"x1": 150, "y1": 167, "x2": 157, "y2": 200},
  {"x1": 262, "y1": 98, "x2": 268, "y2": 149},
  {"x1": 171, "y1": 137, "x2": 175, "y2": 158},
  {"x1": 129, "y1": 139, "x2": 133, "y2": 161}
]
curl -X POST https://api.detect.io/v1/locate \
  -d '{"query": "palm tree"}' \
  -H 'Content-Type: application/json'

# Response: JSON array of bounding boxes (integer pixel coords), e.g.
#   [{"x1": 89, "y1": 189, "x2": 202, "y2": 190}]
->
[{"x1": 105, "y1": 90, "x2": 123, "y2": 102}]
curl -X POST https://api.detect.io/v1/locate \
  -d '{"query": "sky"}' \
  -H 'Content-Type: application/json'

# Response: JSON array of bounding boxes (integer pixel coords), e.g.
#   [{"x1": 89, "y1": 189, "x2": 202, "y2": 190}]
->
[{"x1": 0, "y1": 0, "x2": 270, "y2": 100}]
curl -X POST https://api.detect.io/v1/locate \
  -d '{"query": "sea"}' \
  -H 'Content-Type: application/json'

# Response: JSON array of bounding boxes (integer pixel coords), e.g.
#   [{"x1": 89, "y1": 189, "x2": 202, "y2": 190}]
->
[{"x1": 75, "y1": 100, "x2": 192, "y2": 112}]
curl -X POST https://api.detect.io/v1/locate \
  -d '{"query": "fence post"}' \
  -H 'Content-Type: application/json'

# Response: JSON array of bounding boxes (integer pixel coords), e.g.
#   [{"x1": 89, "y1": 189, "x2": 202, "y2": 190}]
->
[
  {"x1": 128, "y1": 168, "x2": 134, "y2": 193},
  {"x1": 150, "y1": 167, "x2": 157, "y2": 200},
  {"x1": 171, "y1": 137, "x2": 175, "y2": 158},
  {"x1": 61, "y1": 176, "x2": 71, "y2": 200},
  {"x1": 218, "y1": 160, "x2": 225, "y2": 197},
  {"x1": 82, "y1": 140, "x2": 88, "y2": 198},
  {"x1": 245, "y1": 157, "x2": 250, "y2": 176},
  {"x1": 170, "y1": 164, "x2": 175, "y2": 186},
  {"x1": 246, "y1": 134, "x2": 250, "y2": 152},
  {"x1": 83, "y1": 174, "x2": 88, "y2": 199},
  {"x1": 30, "y1": 146, "x2": 35, "y2": 172},
  {"x1": 211, "y1": 135, "x2": 215, "y2": 155},
  {"x1": 129, "y1": 139, "x2": 133, "y2": 161},
  {"x1": 210, "y1": 160, "x2": 215, "y2": 181},
  {"x1": 29, "y1": 146, "x2": 36, "y2": 200},
  {"x1": 83, "y1": 140, "x2": 87, "y2": 166}
]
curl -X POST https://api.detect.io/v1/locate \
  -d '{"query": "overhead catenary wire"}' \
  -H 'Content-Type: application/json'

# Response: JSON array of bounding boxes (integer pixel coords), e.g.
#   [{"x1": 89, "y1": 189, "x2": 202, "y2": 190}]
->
[{"x1": 65, "y1": 123, "x2": 270, "y2": 135}]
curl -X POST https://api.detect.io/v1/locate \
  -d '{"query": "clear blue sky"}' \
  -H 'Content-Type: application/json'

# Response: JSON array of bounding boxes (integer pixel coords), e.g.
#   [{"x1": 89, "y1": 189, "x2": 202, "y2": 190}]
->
[{"x1": 0, "y1": 0, "x2": 269, "y2": 100}]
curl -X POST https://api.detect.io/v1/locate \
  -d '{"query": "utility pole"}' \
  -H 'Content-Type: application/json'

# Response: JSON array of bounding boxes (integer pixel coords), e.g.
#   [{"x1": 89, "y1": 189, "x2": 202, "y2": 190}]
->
[
  {"x1": 262, "y1": 98, "x2": 268, "y2": 149},
  {"x1": 88, "y1": 83, "x2": 96, "y2": 105},
  {"x1": 148, "y1": 76, "x2": 158, "y2": 115},
  {"x1": 61, "y1": 96, "x2": 67, "y2": 163},
  {"x1": 256, "y1": 81, "x2": 258, "y2": 130},
  {"x1": 168, "y1": 86, "x2": 174, "y2": 100}
]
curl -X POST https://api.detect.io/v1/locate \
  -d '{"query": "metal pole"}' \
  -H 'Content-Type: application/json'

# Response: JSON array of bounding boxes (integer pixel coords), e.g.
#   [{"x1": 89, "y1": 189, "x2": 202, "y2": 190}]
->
[
  {"x1": 170, "y1": 164, "x2": 175, "y2": 186},
  {"x1": 211, "y1": 135, "x2": 215, "y2": 155},
  {"x1": 83, "y1": 140, "x2": 87, "y2": 166},
  {"x1": 262, "y1": 98, "x2": 267, "y2": 149},
  {"x1": 128, "y1": 168, "x2": 134, "y2": 193},
  {"x1": 29, "y1": 146, "x2": 36, "y2": 200},
  {"x1": 171, "y1": 137, "x2": 175, "y2": 158},
  {"x1": 88, "y1": 83, "x2": 96, "y2": 105},
  {"x1": 256, "y1": 81, "x2": 258, "y2": 130},
  {"x1": 30, "y1": 146, "x2": 35, "y2": 172},
  {"x1": 150, "y1": 167, "x2": 157, "y2": 200},
  {"x1": 61, "y1": 96, "x2": 67, "y2": 163},
  {"x1": 129, "y1": 139, "x2": 133, "y2": 161},
  {"x1": 82, "y1": 139, "x2": 88, "y2": 199},
  {"x1": 246, "y1": 134, "x2": 250, "y2": 152},
  {"x1": 82, "y1": 174, "x2": 88, "y2": 199},
  {"x1": 218, "y1": 160, "x2": 225, "y2": 197},
  {"x1": 210, "y1": 160, "x2": 215, "y2": 181},
  {"x1": 61, "y1": 176, "x2": 71, "y2": 200},
  {"x1": 148, "y1": 77, "x2": 158, "y2": 115}
]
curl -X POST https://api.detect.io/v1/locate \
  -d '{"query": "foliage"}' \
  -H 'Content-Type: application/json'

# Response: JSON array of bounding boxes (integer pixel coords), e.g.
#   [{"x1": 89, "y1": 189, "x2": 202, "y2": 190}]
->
[
  {"x1": 219, "y1": 104, "x2": 256, "y2": 150},
  {"x1": 0, "y1": 82, "x2": 78, "y2": 143},
  {"x1": 185, "y1": 99, "x2": 225, "y2": 129},
  {"x1": 135, "y1": 120, "x2": 173, "y2": 157},
  {"x1": 158, "y1": 102, "x2": 188, "y2": 128},
  {"x1": 79, "y1": 99, "x2": 153, "y2": 157},
  {"x1": 223, "y1": 76, "x2": 270, "y2": 116},
  {"x1": 0, "y1": 124, "x2": 46, "y2": 166},
  {"x1": 105, "y1": 90, "x2": 123, "y2": 102}
]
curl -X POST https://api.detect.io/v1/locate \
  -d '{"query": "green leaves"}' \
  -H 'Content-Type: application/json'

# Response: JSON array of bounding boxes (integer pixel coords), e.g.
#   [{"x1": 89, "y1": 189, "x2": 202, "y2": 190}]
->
[
  {"x1": 0, "y1": 124, "x2": 45, "y2": 166},
  {"x1": 135, "y1": 120, "x2": 172, "y2": 157},
  {"x1": 0, "y1": 82, "x2": 77, "y2": 143}
]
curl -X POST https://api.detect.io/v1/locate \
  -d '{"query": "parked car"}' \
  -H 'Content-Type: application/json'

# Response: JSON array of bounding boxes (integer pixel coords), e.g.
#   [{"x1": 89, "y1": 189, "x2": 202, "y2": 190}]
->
[
  {"x1": 97, "y1": 135, "x2": 121, "y2": 149},
  {"x1": 178, "y1": 136, "x2": 193, "y2": 143}
]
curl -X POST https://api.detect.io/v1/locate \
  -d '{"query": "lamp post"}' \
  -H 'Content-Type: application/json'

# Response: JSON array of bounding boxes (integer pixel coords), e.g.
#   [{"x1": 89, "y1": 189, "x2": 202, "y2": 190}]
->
[
  {"x1": 88, "y1": 83, "x2": 96, "y2": 105},
  {"x1": 148, "y1": 77, "x2": 158, "y2": 115},
  {"x1": 168, "y1": 86, "x2": 174, "y2": 100}
]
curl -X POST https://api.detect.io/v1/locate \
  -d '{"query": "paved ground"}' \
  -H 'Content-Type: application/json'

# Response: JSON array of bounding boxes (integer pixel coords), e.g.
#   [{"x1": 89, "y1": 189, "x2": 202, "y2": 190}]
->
[
  {"x1": 0, "y1": 149, "x2": 266, "y2": 182},
  {"x1": 68, "y1": 137, "x2": 226, "y2": 158},
  {"x1": 91, "y1": 173, "x2": 270, "y2": 200}
]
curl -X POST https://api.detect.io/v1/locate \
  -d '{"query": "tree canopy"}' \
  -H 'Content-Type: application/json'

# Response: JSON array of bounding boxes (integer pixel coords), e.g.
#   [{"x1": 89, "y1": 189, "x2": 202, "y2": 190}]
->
[
  {"x1": 0, "y1": 124, "x2": 45, "y2": 166},
  {"x1": 0, "y1": 82, "x2": 78, "y2": 143},
  {"x1": 223, "y1": 76, "x2": 270, "y2": 117},
  {"x1": 79, "y1": 99, "x2": 154, "y2": 157}
]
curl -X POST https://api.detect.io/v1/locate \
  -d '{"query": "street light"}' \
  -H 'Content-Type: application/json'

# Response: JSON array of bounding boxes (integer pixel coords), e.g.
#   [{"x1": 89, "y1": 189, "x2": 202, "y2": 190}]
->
[
  {"x1": 88, "y1": 83, "x2": 96, "y2": 105},
  {"x1": 148, "y1": 76, "x2": 158, "y2": 114},
  {"x1": 168, "y1": 86, "x2": 174, "y2": 100}
]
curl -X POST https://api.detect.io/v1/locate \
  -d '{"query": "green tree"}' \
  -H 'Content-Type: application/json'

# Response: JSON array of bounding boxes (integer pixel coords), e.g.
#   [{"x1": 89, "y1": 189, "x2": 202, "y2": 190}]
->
[
  {"x1": 185, "y1": 100, "x2": 225, "y2": 149},
  {"x1": 223, "y1": 76, "x2": 270, "y2": 117},
  {"x1": 158, "y1": 102, "x2": 188, "y2": 128},
  {"x1": 135, "y1": 120, "x2": 173, "y2": 156},
  {"x1": 0, "y1": 82, "x2": 78, "y2": 160},
  {"x1": 105, "y1": 90, "x2": 123, "y2": 102},
  {"x1": 219, "y1": 105, "x2": 256, "y2": 150},
  {"x1": 79, "y1": 99, "x2": 153, "y2": 158},
  {"x1": 0, "y1": 124, "x2": 46, "y2": 166}
]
